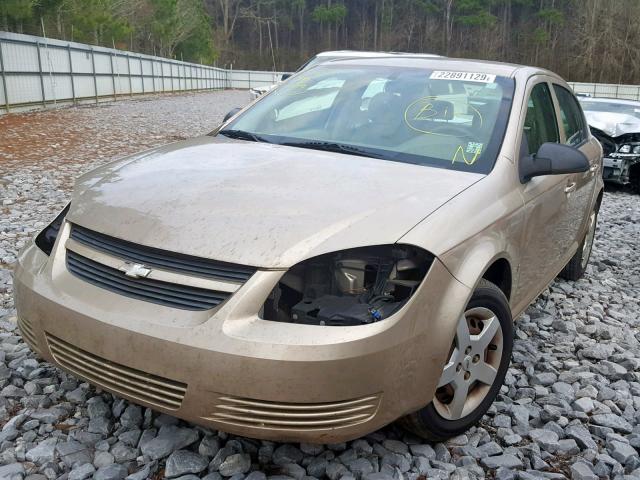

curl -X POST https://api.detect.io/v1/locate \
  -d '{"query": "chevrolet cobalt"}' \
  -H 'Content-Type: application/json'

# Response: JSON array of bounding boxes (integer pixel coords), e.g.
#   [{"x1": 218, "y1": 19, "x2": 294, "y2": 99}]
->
[{"x1": 15, "y1": 57, "x2": 603, "y2": 442}]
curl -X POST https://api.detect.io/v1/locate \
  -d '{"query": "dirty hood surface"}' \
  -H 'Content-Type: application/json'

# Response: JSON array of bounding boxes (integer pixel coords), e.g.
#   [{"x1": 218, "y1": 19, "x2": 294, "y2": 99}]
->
[
  {"x1": 69, "y1": 137, "x2": 482, "y2": 268},
  {"x1": 584, "y1": 110, "x2": 640, "y2": 138}
]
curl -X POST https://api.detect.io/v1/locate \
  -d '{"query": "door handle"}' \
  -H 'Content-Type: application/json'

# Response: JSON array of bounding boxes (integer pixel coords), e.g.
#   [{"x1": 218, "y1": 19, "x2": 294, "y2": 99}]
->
[{"x1": 564, "y1": 182, "x2": 577, "y2": 194}]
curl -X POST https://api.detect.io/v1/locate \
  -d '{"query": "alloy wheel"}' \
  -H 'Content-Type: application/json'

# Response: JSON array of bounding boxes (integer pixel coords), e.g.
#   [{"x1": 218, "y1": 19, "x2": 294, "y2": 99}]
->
[{"x1": 433, "y1": 307, "x2": 504, "y2": 420}]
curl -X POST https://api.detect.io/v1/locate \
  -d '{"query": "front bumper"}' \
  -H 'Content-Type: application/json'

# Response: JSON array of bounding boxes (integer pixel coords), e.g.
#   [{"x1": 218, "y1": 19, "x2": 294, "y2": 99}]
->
[
  {"x1": 603, "y1": 156, "x2": 639, "y2": 184},
  {"x1": 14, "y1": 225, "x2": 470, "y2": 443}
]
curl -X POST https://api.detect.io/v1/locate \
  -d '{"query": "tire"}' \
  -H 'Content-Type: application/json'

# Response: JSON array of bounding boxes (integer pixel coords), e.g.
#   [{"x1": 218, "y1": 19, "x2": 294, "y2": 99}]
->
[
  {"x1": 400, "y1": 279, "x2": 513, "y2": 441},
  {"x1": 558, "y1": 204, "x2": 599, "y2": 281},
  {"x1": 630, "y1": 164, "x2": 640, "y2": 194}
]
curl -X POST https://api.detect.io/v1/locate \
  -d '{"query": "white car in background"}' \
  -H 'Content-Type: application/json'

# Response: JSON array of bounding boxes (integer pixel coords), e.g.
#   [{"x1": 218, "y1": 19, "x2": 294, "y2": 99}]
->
[
  {"x1": 578, "y1": 96, "x2": 640, "y2": 188},
  {"x1": 249, "y1": 50, "x2": 441, "y2": 100}
]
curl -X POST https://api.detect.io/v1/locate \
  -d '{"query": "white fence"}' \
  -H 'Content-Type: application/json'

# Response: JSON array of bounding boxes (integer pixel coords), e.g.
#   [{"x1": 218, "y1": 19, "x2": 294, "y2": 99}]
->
[
  {"x1": 0, "y1": 31, "x2": 286, "y2": 113},
  {"x1": 569, "y1": 82, "x2": 640, "y2": 100},
  {"x1": 2, "y1": 30, "x2": 640, "y2": 114}
]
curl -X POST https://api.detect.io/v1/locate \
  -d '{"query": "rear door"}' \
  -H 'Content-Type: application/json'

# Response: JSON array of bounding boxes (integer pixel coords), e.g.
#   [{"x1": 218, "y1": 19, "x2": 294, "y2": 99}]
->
[{"x1": 550, "y1": 84, "x2": 600, "y2": 244}]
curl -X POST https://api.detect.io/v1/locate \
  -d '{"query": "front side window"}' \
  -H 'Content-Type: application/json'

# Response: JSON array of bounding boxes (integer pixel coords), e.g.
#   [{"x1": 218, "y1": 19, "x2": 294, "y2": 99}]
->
[
  {"x1": 523, "y1": 82, "x2": 559, "y2": 155},
  {"x1": 222, "y1": 64, "x2": 515, "y2": 174},
  {"x1": 553, "y1": 85, "x2": 588, "y2": 146}
]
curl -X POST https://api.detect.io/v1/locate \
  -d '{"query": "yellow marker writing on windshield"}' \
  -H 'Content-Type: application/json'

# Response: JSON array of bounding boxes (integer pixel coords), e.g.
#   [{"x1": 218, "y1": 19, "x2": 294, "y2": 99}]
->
[
  {"x1": 452, "y1": 145, "x2": 481, "y2": 165},
  {"x1": 413, "y1": 103, "x2": 439, "y2": 120}
]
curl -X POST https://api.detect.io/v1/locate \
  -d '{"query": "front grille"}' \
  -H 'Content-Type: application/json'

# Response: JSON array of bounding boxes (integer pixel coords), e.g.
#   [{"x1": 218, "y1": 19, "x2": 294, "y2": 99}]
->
[
  {"x1": 71, "y1": 225, "x2": 256, "y2": 283},
  {"x1": 66, "y1": 250, "x2": 229, "y2": 311},
  {"x1": 46, "y1": 333, "x2": 187, "y2": 410},
  {"x1": 18, "y1": 317, "x2": 40, "y2": 355},
  {"x1": 205, "y1": 393, "x2": 382, "y2": 432}
]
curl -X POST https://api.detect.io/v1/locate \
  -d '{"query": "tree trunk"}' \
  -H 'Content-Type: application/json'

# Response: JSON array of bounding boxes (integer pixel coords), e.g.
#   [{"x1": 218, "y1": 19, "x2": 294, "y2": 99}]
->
[
  {"x1": 299, "y1": 2, "x2": 304, "y2": 56},
  {"x1": 373, "y1": 1, "x2": 378, "y2": 50}
]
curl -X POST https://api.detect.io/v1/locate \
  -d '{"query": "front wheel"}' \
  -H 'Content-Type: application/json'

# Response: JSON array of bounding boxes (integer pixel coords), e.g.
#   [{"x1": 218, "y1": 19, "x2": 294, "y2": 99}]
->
[{"x1": 400, "y1": 279, "x2": 513, "y2": 441}]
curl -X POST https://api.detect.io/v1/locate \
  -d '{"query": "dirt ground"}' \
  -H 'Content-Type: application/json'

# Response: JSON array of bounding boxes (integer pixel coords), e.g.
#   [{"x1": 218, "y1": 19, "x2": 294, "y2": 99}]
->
[{"x1": 0, "y1": 91, "x2": 249, "y2": 174}]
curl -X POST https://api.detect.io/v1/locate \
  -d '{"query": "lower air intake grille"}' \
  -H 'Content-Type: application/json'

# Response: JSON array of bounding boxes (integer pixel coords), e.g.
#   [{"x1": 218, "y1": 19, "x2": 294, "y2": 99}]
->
[
  {"x1": 66, "y1": 250, "x2": 230, "y2": 311},
  {"x1": 46, "y1": 333, "x2": 187, "y2": 410},
  {"x1": 18, "y1": 317, "x2": 40, "y2": 354},
  {"x1": 205, "y1": 394, "x2": 381, "y2": 432}
]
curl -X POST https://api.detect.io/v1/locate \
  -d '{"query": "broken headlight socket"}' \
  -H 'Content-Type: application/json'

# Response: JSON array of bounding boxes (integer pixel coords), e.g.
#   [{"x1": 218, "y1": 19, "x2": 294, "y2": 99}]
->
[
  {"x1": 35, "y1": 203, "x2": 70, "y2": 256},
  {"x1": 262, "y1": 244, "x2": 434, "y2": 326},
  {"x1": 619, "y1": 144, "x2": 632, "y2": 153},
  {"x1": 633, "y1": 146, "x2": 640, "y2": 154}
]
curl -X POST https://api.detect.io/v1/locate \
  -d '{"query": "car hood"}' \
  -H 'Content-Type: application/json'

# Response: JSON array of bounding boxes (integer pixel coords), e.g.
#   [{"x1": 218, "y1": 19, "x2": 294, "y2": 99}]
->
[
  {"x1": 69, "y1": 137, "x2": 483, "y2": 268},
  {"x1": 584, "y1": 110, "x2": 640, "y2": 138}
]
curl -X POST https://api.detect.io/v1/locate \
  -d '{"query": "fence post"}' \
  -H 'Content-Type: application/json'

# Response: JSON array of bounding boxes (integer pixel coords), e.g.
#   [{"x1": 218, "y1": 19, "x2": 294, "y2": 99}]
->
[
  {"x1": 127, "y1": 54, "x2": 133, "y2": 96},
  {"x1": 91, "y1": 48, "x2": 98, "y2": 103},
  {"x1": 36, "y1": 42, "x2": 46, "y2": 106},
  {"x1": 139, "y1": 56, "x2": 144, "y2": 94},
  {"x1": 67, "y1": 44, "x2": 76, "y2": 105},
  {"x1": 161, "y1": 61, "x2": 166, "y2": 92},
  {"x1": 150, "y1": 59, "x2": 155, "y2": 93},
  {"x1": 0, "y1": 38, "x2": 9, "y2": 113},
  {"x1": 110, "y1": 53, "x2": 117, "y2": 100},
  {"x1": 248, "y1": 70, "x2": 251, "y2": 89}
]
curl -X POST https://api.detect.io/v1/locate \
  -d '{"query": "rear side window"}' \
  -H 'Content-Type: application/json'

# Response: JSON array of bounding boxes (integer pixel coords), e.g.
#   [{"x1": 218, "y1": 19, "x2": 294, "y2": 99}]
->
[
  {"x1": 523, "y1": 83, "x2": 559, "y2": 155},
  {"x1": 553, "y1": 85, "x2": 588, "y2": 146}
]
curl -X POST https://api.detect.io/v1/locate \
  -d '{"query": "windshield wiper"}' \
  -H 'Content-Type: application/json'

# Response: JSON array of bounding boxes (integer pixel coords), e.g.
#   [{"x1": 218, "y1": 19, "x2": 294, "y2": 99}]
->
[
  {"x1": 282, "y1": 141, "x2": 388, "y2": 160},
  {"x1": 218, "y1": 129, "x2": 269, "y2": 143}
]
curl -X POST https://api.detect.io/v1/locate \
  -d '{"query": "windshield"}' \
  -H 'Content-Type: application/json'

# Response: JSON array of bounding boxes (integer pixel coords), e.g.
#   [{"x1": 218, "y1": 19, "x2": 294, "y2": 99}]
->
[
  {"x1": 222, "y1": 64, "x2": 514, "y2": 173},
  {"x1": 579, "y1": 100, "x2": 640, "y2": 120}
]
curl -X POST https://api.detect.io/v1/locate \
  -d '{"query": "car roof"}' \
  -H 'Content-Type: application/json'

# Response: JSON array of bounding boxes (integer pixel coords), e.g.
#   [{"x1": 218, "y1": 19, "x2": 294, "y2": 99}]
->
[
  {"x1": 317, "y1": 55, "x2": 558, "y2": 81},
  {"x1": 315, "y1": 50, "x2": 441, "y2": 58}
]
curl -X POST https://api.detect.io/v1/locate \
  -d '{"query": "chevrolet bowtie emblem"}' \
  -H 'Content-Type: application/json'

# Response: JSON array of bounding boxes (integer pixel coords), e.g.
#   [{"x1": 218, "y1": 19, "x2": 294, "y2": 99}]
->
[{"x1": 119, "y1": 263, "x2": 152, "y2": 279}]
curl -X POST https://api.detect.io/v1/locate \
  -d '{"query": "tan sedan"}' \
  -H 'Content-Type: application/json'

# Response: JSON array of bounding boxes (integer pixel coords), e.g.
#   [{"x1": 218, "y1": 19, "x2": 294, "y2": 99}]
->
[{"x1": 14, "y1": 57, "x2": 603, "y2": 443}]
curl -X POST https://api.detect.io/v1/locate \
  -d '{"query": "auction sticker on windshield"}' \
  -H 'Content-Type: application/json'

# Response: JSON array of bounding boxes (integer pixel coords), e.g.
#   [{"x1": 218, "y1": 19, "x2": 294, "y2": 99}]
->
[{"x1": 430, "y1": 71, "x2": 496, "y2": 83}]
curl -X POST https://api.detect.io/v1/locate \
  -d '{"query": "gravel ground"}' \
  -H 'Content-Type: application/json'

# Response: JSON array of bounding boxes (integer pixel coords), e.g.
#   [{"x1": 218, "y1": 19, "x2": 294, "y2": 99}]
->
[{"x1": 1, "y1": 91, "x2": 640, "y2": 480}]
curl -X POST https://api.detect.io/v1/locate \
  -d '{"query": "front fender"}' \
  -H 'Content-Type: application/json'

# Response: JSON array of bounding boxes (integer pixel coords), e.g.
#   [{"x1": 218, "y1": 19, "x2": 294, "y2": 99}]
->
[{"x1": 398, "y1": 162, "x2": 525, "y2": 314}]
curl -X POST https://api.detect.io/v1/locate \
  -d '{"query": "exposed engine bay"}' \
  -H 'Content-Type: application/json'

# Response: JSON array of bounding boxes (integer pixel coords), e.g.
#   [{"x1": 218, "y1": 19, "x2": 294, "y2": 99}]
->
[
  {"x1": 262, "y1": 245, "x2": 432, "y2": 326},
  {"x1": 580, "y1": 102, "x2": 640, "y2": 187},
  {"x1": 590, "y1": 127, "x2": 640, "y2": 186}
]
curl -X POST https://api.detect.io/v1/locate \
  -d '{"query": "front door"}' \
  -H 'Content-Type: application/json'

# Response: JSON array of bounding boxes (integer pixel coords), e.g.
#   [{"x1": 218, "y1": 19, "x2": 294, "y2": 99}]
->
[{"x1": 514, "y1": 80, "x2": 574, "y2": 304}]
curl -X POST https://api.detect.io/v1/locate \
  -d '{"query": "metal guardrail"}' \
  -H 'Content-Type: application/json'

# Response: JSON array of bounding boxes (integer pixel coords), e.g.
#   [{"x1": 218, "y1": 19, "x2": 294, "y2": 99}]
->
[{"x1": 0, "y1": 31, "x2": 287, "y2": 113}]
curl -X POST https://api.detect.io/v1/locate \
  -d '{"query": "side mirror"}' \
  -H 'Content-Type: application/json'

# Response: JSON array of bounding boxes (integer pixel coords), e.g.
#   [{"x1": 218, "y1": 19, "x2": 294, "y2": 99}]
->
[
  {"x1": 223, "y1": 107, "x2": 242, "y2": 123},
  {"x1": 520, "y1": 142, "x2": 590, "y2": 183},
  {"x1": 281, "y1": 73, "x2": 292, "y2": 81}
]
